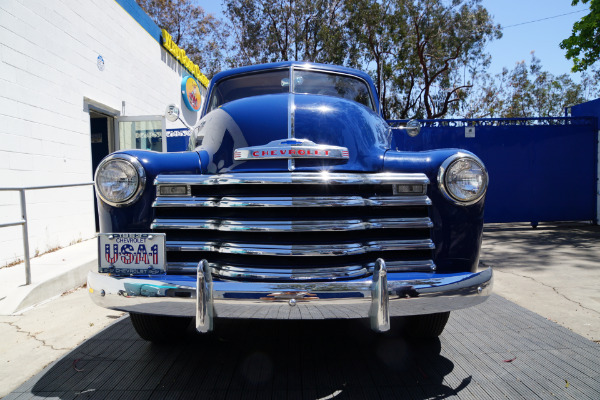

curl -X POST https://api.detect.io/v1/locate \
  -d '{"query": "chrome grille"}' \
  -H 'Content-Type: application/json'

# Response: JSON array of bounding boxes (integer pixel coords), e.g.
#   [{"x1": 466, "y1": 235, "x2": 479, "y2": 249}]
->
[{"x1": 152, "y1": 172, "x2": 435, "y2": 281}]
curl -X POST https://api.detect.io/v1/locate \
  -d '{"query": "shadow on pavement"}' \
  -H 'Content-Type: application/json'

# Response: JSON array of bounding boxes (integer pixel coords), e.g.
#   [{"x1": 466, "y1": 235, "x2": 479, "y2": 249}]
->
[
  {"x1": 29, "y1": 316, "x2": 466, "y2": 399},
  {"x1": 481, "y1": 222, "x2": 600, "y2": 272}
]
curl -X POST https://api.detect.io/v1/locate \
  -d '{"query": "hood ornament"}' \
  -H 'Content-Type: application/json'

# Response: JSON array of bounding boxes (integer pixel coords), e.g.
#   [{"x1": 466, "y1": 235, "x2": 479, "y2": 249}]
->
[{"x1": 234, "y1": 138, "x2": 349, "y2": 161}]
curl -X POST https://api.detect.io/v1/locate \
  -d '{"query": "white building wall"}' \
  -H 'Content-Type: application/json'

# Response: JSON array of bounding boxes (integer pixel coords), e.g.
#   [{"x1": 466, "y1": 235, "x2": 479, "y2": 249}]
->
[{"x1": 0, "y1": 0, "x2": 203, "y2": 267}]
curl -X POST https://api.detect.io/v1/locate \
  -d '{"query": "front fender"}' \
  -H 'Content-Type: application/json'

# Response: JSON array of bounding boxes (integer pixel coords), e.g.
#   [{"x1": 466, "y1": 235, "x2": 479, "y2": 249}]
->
[{"x1": 383, "y1": 149, "x2": 486, "y2": 273}]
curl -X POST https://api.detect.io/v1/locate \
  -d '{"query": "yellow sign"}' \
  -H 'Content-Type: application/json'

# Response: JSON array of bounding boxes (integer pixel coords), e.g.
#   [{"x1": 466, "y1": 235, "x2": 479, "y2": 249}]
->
[{"x1": 161, "y1": 29, "x2": 209, "y2": 88}]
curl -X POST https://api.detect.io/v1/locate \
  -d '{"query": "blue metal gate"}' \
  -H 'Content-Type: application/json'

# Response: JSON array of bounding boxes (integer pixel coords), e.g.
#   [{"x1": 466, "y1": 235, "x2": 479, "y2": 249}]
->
[{"x1": 390, "y1": 117, "x2": 598, "y2": 224}]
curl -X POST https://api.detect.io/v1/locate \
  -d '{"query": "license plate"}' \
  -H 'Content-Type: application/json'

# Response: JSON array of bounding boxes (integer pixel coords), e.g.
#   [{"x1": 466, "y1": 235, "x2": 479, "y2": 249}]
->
[{"x1": 98, "y1": 233, "x2": 166, "y2": 275}]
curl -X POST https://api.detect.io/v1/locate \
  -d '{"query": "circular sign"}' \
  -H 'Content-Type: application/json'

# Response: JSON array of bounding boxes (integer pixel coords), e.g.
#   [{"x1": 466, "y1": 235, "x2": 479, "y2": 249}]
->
[
  {"x1": 97, "y1": 55, "x2": 105, "y2": 71},
  {"x1": 181, "y1": 76, "x2": 201, "y2": 112}
]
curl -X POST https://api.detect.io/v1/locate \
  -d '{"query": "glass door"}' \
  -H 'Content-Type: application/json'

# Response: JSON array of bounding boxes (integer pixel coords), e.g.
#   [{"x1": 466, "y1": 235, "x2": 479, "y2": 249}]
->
[{"x1": 116, "y1": 116, "x2": 166, "y2": 152}]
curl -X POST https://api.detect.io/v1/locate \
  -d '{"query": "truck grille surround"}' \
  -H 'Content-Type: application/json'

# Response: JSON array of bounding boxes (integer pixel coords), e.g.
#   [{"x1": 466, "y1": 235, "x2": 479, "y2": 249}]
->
[{"x1": 151, "y1": 172, "x2": 435, "y2": 282}]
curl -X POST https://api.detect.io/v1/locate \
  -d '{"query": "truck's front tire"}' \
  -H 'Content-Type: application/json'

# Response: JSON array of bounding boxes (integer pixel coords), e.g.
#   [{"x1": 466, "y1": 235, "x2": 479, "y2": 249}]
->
[
  {"x1": 404, "y1": 311, "x2": 450, "y2": 339},
  {"x1": 129, "y1": 313, "x2": 192, "y2": 343}
]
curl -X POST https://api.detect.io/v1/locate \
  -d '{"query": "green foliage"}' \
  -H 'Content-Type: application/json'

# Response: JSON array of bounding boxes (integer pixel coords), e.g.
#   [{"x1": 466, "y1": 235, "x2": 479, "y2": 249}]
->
[
  {"x1": 223, "y1": 0, "x2": 350, "y2": 66},
  {"x1": 347, "y1": 0, "x2": 501, "y2": 119},
  {"x1": 136, "y1": 0, "x2": 230, "y2": 78},
  {"x1": 560, "y1": 0, "x2": 600, "y2": 72},
  {"x1": 459, "y1": 53, "x2": 600, "y2": 118},
  {"x1": 224, "y1": 0, "x2": 501, "y2": 119}
]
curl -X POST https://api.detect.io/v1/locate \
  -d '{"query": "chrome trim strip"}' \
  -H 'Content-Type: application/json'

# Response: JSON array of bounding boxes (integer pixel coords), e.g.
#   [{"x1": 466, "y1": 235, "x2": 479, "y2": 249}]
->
[
  {"x1": 154, "y1": 197, "x2": 220, "y2": 208},
  {"x1": 166, "y1": 241, "x2": 218, "y2": 252},
  {"x1": 163, "y1": 260, "x2": 436, "y2": 278},
  {"x1": 165, "y1": 262, "x2": 202, "y2": 274},
  {"x1": 165, "y1": 239, "x2": 433, "y2": 256},
  {"x1": 367, "y1": 239, "x2": 435, "y2": 251},
  {"x1": 153, "y1": 195, "x2": 432, "y2": 208},
  {"x1": 213, "y1": 265, "x2": 368, "y2": 281},
  {"x1": 368, "y1": 218, "x2": 433, "y2": 229},
  {"x1": 87, "y1": 267, "x2": 493, "y2": 322},
  {"x1": 153, "y1": 218, "x2": 433, "y2": 232},
  {"x1": 152, "y1": 219, "x2": 219, "y2": 230},
  {"x1": 217, "y1": 242, "x2": 366, "y2": 256},
  {"x1": 367, "y1": 196, "x2": 431, "y2": 206},
  {"x1": 154, "y1": 172, "x2": 430, "y2": 186},
  {"x1": 384, "y1": 260, "x2": 436, "y2": 272},
  {"x1": 288, "y1": 74, "x2": 296, "y2": 171},
  {"x1": 221, "y1": 196, "x2": 364, "y2": 208}
]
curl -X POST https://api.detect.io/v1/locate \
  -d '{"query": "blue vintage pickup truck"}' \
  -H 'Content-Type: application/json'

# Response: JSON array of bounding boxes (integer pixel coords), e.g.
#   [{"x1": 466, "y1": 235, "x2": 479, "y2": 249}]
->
[{"x1": 89, "y1": 62, "x2": 492, "y2": 342}]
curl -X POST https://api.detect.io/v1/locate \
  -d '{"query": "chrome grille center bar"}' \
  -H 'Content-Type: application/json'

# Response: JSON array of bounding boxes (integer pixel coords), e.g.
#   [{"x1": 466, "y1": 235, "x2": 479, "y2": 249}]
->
[
  {"x1": 154, "y1": 171, "x2": 429, "y2": 186},
  {"x1": 153, "y1": 195, "x2": 432, "y2": 208}
]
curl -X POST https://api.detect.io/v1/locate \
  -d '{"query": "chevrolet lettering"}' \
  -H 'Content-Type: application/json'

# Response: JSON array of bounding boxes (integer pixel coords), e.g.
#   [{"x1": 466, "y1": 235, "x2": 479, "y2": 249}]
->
[
  {"x1": 234, "y1": 139, "x2": 349, "y2": 161},
  {"x1": 89, "y1": 62, "x2": 492, "y2": 342}
]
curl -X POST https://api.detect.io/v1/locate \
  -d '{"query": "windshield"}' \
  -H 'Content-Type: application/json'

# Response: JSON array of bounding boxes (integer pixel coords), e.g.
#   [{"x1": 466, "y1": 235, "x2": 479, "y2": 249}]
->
[
  {"x1": 292, "y1": 70, "x2": 373, "y2": 110},
  {"x1": 207, "y1": 68, "x2": 374, "y2": 112}
]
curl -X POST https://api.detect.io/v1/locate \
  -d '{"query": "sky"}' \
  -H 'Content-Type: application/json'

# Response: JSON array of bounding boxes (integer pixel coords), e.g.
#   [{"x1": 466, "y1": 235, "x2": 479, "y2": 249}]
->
[
  {"x1": 201, "y1": 0, "x2": 592, "y2": 80},
  {"x1": 481, "y1": 0, "x2": 591, "y2": 79}
]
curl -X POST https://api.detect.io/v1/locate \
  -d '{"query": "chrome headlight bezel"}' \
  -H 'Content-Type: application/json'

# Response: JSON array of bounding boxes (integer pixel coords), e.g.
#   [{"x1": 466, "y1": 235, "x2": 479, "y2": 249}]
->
[
  {"x1": 94, "y1": 153, "x2": 146, "y2": 207},
  {"x1": 437, "y1": 153, "x2": 488, "y2": 206}
]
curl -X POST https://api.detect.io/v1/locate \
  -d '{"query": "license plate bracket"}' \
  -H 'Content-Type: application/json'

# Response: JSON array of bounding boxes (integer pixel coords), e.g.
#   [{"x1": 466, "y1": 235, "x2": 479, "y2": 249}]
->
[{"x1": 98, "y1": 233, "x2": 166, "y2": 275}]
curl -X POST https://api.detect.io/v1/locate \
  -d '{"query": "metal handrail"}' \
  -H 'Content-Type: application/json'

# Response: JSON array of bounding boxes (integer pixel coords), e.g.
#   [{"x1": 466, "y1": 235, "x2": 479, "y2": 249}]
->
[{"x1": 0, "y1": 182, "x2": 94, "y2": 285}]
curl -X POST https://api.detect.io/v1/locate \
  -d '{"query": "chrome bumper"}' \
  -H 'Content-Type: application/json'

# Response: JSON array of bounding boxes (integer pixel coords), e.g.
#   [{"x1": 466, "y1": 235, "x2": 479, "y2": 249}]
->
[{"x1": 87, "y1": 259, "x2": 493, "y2": 333}]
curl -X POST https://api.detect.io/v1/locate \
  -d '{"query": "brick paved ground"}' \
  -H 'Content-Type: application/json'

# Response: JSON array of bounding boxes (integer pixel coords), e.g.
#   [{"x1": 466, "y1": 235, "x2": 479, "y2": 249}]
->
[{"x1": 5, "y1": 295, "x2": 600, "y2": 399}]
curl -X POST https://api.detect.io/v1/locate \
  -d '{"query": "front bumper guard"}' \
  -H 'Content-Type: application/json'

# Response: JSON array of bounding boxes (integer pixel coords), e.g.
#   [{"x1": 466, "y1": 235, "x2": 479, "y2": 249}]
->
[{"x1": 87, "y1": 259, "x2": 493, "y2": 333}]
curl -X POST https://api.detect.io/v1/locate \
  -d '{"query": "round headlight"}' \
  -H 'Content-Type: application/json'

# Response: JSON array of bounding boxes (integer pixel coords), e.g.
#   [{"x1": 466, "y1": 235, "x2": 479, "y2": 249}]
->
[
  {"x1": 95, "y1": 154, "x2": 145, "y2": 206},
  {"x1": 438, "y1": 154, "x2": 488, "y2": 205}
]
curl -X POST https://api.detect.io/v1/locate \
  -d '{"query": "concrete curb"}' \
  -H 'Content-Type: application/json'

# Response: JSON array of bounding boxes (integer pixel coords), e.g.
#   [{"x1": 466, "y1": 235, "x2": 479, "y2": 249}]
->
[
  {"x1": 0, "y1": 239, "x2": 97, "y2": 315},
  {"x1": 7, "y1": 260, "x2": 95, "y2": 314}
]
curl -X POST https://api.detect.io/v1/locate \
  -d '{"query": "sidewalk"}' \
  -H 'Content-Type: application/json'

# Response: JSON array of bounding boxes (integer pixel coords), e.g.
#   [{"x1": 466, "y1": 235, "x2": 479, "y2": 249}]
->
[
  {"x1": 0, "y1": 238, "x2": 123, "y2": 398},
  {"x1": 480, "y1": 222, "x2": 600, "y2": 342},
  {"x1": 0, "y1": 238, "x2": 96, "y2": 315}
]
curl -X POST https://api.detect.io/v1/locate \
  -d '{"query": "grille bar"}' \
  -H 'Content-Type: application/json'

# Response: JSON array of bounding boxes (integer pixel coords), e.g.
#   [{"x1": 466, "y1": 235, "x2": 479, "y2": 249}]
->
[
  {"x1": 166, "y1": 239, "x2": 434, "y2": 256},
  {"x1": 153, "y1": 195, "x2": 432, "y2": 208},
  {"x1": 152, "y1": 217, "x2": 433, "y2": 232},
  {"x1": 155, "y1": 172, "x2": 430, "y2": 186},
  {"x1": 163, "y1": 260, "x2": 436, "y2": 280}
]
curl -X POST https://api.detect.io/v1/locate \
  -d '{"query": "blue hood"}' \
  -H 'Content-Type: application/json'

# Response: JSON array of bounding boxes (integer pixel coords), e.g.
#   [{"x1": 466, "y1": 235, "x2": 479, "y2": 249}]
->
[{"x1": 196, "y1": 93, "x2": 390, "y2": 174}]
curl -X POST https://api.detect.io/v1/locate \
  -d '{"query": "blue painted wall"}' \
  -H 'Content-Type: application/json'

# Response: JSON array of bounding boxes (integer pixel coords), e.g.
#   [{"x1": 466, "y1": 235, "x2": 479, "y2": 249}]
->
[{"x1": 571, "y1": 98, "x2": 600, "y2": 130}]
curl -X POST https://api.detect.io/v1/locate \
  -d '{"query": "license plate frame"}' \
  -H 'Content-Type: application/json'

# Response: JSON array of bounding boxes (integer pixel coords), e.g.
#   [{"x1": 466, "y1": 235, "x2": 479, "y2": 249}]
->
[{"x1": 98, "y1": 233, "x2": 166, "y2": 275}]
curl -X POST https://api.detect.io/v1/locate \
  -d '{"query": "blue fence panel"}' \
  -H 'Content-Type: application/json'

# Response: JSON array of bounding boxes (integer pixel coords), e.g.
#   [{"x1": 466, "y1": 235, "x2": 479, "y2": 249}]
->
[{"x1": 390, "y1": 117, "x2": 598, "y2": 224}]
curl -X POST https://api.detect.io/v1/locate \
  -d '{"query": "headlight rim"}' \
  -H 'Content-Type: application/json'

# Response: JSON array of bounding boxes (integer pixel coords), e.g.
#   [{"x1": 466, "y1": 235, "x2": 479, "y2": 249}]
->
[
  {"x1": 94, "y1": 153, "x2": 146, "y2": 207},
  {"x1": 437, "y1": 152, "x2": 488, "y2": 206}
]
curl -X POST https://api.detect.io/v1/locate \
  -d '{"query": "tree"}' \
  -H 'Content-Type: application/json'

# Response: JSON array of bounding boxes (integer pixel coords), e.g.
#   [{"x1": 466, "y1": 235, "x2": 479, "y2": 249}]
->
[
  {"x1": 384, "y1": 0, "x2": 501, "y2": 119},
  {"x1": 223, "y1": 0, "x2": 349, "y2": 67},
  {"x1": 224, "y1": 0, "x2": 501, "y2": 119},
  {"x1": 560, "y1": 0, "x2": 600, "y2": 72},
  {"x1": 136, "y1": 0, "x2": 229, "y2": 78},
  {"x1": 458, "y1": 53, "x2": 599, "y2": 119}
]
